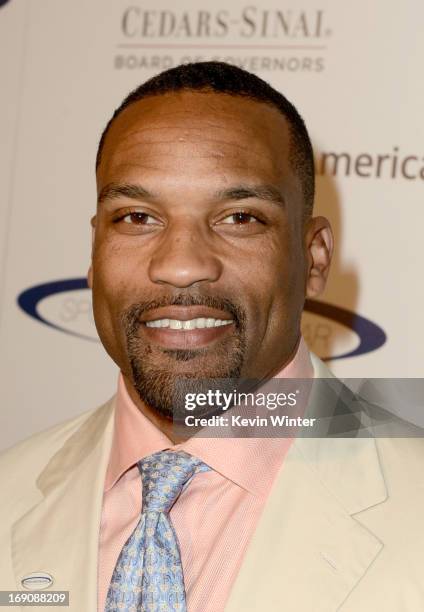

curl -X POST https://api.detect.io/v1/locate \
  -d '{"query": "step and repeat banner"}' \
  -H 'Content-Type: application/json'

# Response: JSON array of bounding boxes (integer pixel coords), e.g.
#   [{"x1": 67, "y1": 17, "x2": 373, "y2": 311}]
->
[{"x1": 0, "y1": 0, "x2": 423, "y2": 449}]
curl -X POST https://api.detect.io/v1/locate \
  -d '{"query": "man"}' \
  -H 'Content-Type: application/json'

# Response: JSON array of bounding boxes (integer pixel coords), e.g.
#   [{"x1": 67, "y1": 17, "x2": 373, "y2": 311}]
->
[{"x1": 1, "y1": 62, "x2": 423, "y2": 611}]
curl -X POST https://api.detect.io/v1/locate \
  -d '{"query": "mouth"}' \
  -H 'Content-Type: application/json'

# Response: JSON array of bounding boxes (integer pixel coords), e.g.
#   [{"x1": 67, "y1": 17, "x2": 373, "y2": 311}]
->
[
  {"x1": 140, "y1": 306, "x2": 236, "y2": 349},
  {"x1": 145, "y1": 317, "x2": 232, "y2": 329}
]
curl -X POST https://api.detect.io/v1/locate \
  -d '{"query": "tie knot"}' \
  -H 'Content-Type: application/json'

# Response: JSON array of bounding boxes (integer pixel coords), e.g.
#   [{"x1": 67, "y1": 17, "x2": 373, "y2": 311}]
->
[{"x1": 138, "y1": 450, "x2": 210, "y2": 513}]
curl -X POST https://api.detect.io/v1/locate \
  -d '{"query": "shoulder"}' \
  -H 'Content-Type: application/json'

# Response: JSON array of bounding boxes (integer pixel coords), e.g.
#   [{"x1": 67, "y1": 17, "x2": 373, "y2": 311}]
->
[
  {"x1": 336, "y1": 384, "x2": 424, "y2": 485},
  {"x1": 310, "y1": 353, "x2": 424, "y2": 438},
  {"x1": 0, "y1": 397, "x2": 115, "y2": 490}
]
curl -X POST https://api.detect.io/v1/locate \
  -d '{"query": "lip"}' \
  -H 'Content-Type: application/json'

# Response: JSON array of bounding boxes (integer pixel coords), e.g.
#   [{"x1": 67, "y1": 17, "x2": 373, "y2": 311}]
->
[
  {"x1": 141, "y1": 324, "x2": 235, "y2": 349},
  {"x1": 141, "y1": 306, "x2": 234, "y2": 323}
]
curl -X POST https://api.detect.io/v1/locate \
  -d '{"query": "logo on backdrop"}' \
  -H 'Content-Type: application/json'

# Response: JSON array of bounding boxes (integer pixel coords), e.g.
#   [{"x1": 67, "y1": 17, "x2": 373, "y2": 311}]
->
[
  {"x1": 17, "y1": 279, "x2": 386, "y2": 361},
  {"x1": 316, "y1": 147, "x2": 424, "y2": 181},
  {"x1": 115, "y1": 7, "x2": 332, "y2": 73}
]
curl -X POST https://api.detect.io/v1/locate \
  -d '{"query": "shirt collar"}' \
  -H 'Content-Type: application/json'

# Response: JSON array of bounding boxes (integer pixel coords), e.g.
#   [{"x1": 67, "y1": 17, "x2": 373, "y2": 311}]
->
[{"x1": 105, "y1": 337, "x2": 313, "y2": 496}]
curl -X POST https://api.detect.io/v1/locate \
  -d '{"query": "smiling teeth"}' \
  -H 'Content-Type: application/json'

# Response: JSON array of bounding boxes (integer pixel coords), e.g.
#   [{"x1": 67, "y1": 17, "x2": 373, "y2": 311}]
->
[{"x1": 145, "y1": 318, "x2": 233, "y2": 329}]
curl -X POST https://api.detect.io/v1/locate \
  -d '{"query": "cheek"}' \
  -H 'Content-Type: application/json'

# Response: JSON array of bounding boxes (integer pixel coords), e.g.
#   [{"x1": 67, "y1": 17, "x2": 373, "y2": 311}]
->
[
  {"x1": 236, "y1": 251, "x2": 287, "y2": 330},
  {"x1": 252, "y1": 240, "x2": 305, "y2": 321},
  {"x1": 91, "y1": 271, "x2": 129, "y2": 347},
  {"x1": 91, "y1": 248, "x2": 135, "y2": 368},
  {"x1": 92, "y1": 240, "x2": 140, "y2": 304}
]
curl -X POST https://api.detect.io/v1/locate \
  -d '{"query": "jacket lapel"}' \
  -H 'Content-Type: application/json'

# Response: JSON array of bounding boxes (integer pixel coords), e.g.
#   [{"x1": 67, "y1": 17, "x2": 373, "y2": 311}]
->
[
  {"x1": 11, "y1": 398, "x2": 115, "y2": 611},
  {"x1": 225, "y1": 356, "x2": 388, "y2": 611}
]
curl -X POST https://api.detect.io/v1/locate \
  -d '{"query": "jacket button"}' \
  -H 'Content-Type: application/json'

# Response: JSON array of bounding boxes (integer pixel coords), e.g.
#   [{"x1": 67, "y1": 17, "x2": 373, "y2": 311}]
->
[{"x1": 21, "y1": 572, "x2": 54, "y2": 590}]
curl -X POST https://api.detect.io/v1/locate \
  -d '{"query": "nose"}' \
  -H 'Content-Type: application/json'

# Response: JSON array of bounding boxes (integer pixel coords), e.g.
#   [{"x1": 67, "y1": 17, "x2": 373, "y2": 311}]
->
[{"x1": 148, "y1": 221, "x2": 223, "y2": 288}]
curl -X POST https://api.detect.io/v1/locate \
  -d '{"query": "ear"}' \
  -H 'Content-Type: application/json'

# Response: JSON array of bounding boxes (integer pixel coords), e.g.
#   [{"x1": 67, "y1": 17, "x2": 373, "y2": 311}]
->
[
  {"x1": 87, "y1": 215, "x2": 96, "y2": 289},
  {"x1": 305, "y1": 216, "x2": 334, "y2": 298}
]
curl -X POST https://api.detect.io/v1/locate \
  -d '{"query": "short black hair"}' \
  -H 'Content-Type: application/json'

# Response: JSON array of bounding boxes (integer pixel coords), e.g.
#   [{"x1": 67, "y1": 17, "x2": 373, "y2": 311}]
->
[{"x1": 96, "y1": 61, "x2": 314, "y2": 216}]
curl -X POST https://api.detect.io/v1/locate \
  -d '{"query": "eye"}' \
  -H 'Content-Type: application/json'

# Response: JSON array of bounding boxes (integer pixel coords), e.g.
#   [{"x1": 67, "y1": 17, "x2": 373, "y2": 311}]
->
[
  {"x1": 220, "y1": 211, "x2": 260, "y2": 225},
  {"x1": 121, "y1": 212, "x2": 159, "y2": 225}
]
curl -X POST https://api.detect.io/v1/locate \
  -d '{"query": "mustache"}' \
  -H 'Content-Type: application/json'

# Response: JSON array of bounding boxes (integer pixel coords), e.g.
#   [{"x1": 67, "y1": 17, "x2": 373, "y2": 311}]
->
[{"x1": 121, "y1": 293, "x2": 246, "y2": 332}]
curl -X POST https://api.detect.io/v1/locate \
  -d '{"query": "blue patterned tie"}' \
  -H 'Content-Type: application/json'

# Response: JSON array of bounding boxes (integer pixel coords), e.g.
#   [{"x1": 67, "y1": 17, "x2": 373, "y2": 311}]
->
[{"x1": 105, "y1": 450, "x2": 211, "y2": 612}]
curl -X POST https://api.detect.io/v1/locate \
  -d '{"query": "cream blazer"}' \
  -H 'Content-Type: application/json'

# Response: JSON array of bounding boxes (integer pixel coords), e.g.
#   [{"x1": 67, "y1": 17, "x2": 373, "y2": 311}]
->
[{"x1": 1, "y1": 355, "x2": 424, "y2": 611}]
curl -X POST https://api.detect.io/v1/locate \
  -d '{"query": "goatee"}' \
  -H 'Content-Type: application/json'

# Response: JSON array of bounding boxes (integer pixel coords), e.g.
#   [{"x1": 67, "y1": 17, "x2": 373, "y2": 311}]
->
[{"x1": 122, "y1": 293, "x2": 247, "y2": 422}]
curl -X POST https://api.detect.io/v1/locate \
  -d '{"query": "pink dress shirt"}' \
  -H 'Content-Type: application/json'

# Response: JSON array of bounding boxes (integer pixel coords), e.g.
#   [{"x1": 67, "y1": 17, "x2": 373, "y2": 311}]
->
[{"x1": 97, "y1": 338, "x2": 313, "y2": 612}]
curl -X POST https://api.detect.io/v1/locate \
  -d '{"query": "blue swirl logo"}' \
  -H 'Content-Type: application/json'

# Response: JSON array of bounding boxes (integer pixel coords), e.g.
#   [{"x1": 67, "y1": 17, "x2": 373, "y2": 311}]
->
[{"x1": 17, "y1": 278, "x2": 387, "y2": 361}]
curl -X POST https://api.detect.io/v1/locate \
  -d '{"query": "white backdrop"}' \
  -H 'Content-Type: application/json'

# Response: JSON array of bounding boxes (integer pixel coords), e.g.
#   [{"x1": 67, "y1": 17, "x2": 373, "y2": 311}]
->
[{"x1": 1, "y1": 0, "x2": 423, "y2": 450}]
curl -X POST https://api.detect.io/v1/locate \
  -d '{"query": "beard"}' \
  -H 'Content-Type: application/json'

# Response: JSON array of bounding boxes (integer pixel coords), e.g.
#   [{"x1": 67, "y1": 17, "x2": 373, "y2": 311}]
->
[{"x1": 121, "y1": 293, "x2": 247, "y2": 422}]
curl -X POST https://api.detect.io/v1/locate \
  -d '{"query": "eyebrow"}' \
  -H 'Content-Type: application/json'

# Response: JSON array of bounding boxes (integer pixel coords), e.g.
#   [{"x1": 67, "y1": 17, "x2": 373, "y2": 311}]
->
[
  {"x1": 215, "y1": 185, "x2": 286, "y2": 208},
  {"x1": 97, "y1": 182, "x2": 286, "y2": 209},
  {"x1": 97, "y1": 183, "x2": 153, "y2": 204}
]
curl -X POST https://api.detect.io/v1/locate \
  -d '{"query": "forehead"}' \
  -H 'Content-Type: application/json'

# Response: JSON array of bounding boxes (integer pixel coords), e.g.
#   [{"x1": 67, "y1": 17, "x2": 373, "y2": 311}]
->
[{"x1": 97, "y1": 91, "x2": 295, "y2": 192}]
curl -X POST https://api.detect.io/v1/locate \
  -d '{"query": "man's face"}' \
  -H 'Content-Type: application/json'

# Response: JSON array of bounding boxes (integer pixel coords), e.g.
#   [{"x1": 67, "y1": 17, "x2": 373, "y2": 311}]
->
[{"x1": 90, "y1": 91, "x2": 321, "y2": 418}]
